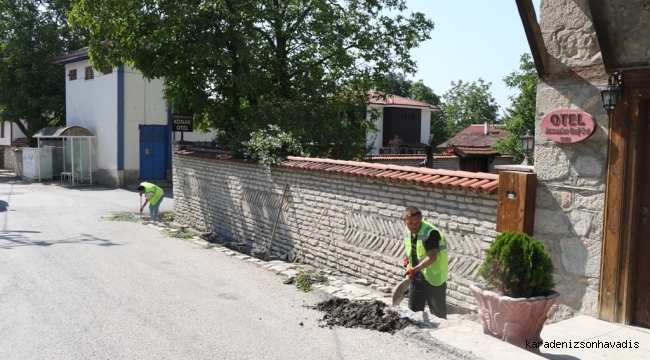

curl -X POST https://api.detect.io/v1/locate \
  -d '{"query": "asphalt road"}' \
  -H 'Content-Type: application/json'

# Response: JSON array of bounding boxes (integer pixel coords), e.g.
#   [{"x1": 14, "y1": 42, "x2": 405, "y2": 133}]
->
[{"x1": 0, "y1": 176, "x2": 461, "y2": 360}]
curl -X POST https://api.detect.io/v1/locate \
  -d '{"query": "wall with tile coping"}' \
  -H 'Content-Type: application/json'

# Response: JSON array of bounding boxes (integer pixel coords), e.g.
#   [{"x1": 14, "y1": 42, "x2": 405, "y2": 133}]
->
[{"x1": 172, "y1": 142, "x2": 500, "y2": 313}]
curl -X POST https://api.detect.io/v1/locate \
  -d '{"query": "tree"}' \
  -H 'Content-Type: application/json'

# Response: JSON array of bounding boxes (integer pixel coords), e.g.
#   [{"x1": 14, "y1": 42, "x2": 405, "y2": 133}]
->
[
  {"x1": 0, "y1": 0, "x2": 86, "y2": 142},
  {"x1": 70, "y1": 0, "x2": 434, "y2": 161},
  {"x1": 495, "y1": 54, "x2": 538, "y2": 163},
  {"x1": 439, "y1": 78, "x2": 500, "y2": 137}
]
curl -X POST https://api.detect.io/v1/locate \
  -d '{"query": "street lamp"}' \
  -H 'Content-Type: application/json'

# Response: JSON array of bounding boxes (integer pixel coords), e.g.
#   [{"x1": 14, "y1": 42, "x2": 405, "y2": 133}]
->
[
  {"x1": 600, "y1": 71, "x2": 622, "y2": 114},
  {"x1": 520, "y1": 130, "x2": 534, "y2": 166}
]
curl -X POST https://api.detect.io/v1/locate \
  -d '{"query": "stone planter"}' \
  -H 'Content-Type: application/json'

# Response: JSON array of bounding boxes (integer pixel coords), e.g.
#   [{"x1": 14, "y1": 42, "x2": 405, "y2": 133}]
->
[{"x1": 470, "y1": 284, "x2": 560, "y2": 354}]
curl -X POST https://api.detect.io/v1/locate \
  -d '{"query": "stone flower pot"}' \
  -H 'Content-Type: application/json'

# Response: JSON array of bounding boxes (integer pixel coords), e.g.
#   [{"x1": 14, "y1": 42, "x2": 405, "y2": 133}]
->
[{"x1": 470, "y1": 284, "x2": 560, "y2": 354}]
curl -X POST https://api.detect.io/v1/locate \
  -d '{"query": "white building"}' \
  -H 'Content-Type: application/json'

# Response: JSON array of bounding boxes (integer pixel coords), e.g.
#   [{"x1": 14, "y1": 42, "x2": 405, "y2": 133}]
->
[
  {"x1": 53, "y1": 47, "x2": 215, "y2": 187},
  {"x1": 0, "y1": 121, "x2": 28, "y2": 170},
  {"x1": 366, "y1": 91, "x2": 437, "y2": 155}
]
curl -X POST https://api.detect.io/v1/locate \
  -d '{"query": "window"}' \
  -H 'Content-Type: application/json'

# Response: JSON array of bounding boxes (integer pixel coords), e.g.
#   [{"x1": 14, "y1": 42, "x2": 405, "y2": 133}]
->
[
  {"x1": 1, "y1": 123, "x2": 4, "y2": 138},
  {"x1": 68, "y1": 69, "x2": 77, "y2": 81},
  {"x1": 103, "y1": 67, "x2": 113, "y2": 75},
  {"x1": 85, "y1": 66, "x2": 94, "y2": 80}
]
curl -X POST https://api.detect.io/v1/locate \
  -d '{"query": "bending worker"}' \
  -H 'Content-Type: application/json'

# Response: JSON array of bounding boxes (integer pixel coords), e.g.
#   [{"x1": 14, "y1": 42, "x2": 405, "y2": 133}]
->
[
  {"x1": 402, "y1": 206, "x2": 448, "y2": 319},
  {"x1": 138, "y1": 181, "x2": 164, "y2": 222}
]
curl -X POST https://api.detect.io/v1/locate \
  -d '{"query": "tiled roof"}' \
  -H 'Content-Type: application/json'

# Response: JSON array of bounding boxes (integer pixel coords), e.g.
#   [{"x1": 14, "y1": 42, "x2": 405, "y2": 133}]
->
[
  {"x1": 438, "y1": 124, "x2": 507, "y2": 148},
  {"x1": 368, "y1": 90, "x2": 438, "y2": 110},
  {"x1": 277, "y1": 156, "x2": 499, "y2": 193},
  {"x1": 454, "y1": 146, "x2": 501, "y2": 157},
  {"x1": 52, "y1": 47, "x2": 90, "y2": 64},
  {"x1": 366, "y1": 154, "x2": 458, "y2": 161}
]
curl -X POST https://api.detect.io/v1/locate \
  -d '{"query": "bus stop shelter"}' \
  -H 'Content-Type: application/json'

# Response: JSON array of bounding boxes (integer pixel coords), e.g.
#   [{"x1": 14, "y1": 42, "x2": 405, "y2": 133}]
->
[{"x1": 32, "y1": 126, "x2": 95, "y2": 185}]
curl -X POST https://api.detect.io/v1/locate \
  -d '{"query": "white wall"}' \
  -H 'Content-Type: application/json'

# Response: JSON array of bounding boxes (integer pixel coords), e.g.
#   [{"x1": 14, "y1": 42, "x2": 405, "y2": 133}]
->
[
  {"x1": 12, "y1": 122, "x2": 26, "y2": 140},
  {"x1": 64, "y1": 59, "x2": 118, "y2": 174},
  {"x1": 367, "y1": 105, "x2": 383, "y2": 154},
  {"x1": 421, "y1": 109, "x2": 431, "y2": 144},
  {"x1": 123, "y1": 65, "x2": 168, "y2": 172},
  {"x1": 0, "y1": 123, "x2": 11, "y2": 146}
]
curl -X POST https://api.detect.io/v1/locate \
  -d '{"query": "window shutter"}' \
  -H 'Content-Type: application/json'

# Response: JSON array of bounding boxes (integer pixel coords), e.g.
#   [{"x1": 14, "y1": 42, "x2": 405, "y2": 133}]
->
[
  {"x1": 68, "y1": 69, "x2": 77, "y2": 81},
  {"x1": 103, "y1": 67, "x2": 113, "y2": 75},
  {"x1": 85, "y1": 67, "x2": 94, "y2": 80}
]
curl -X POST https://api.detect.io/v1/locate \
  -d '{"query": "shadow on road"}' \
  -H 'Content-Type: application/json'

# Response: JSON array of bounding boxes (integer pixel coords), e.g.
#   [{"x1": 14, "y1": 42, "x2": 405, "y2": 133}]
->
[{"x1": 0, "y1": 231, "x2": 120, "y2": 249}]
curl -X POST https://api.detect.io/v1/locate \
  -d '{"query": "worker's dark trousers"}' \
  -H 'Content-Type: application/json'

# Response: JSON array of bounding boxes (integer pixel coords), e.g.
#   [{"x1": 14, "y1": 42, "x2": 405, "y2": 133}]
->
[{"x1": 408, "y1": 275, "x2": 447, "y2": 319}]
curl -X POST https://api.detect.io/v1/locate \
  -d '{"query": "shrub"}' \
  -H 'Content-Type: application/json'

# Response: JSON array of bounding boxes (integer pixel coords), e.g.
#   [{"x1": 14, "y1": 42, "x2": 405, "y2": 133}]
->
[{"x1": 478, "y1": 232, "x2": 554, "y2": 298}]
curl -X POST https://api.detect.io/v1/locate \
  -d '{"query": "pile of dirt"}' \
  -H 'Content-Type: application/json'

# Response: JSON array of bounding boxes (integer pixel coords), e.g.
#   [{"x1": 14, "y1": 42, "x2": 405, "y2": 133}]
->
[{"x1": 314, "y1": 297, "x2": 414, "y2": 334}]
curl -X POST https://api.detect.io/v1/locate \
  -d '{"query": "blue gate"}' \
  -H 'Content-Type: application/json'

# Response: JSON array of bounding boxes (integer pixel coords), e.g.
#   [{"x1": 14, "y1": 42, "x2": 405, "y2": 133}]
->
[{"x1": 139, "y1": 125, "x2": 167, "y2": 180}]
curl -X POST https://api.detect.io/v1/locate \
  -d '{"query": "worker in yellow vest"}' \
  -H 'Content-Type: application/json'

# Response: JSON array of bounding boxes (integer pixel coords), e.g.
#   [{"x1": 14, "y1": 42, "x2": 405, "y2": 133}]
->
[
  {"x1": 402, "y1": 206, "x2": 449, "y2": 319},
  {"x1": 138, "y1": 181, "x2": 165, "y2": 222}
]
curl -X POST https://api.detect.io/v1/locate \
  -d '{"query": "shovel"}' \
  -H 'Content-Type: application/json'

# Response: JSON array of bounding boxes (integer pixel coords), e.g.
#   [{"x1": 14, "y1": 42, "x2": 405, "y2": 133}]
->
[{"x1": 391, "y1": 277, "x2": 410, "y2": 306}]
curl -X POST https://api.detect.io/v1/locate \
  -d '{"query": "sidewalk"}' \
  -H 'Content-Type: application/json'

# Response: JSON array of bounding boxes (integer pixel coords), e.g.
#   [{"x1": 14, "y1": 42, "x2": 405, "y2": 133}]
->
[{"x1": 143, "y1": 221, "x2": 650, "y2": 360}]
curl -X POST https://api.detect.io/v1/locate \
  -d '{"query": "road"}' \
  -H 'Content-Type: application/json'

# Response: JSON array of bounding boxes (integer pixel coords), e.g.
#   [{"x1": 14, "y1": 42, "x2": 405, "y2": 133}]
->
[{"x1": 0, "y1": 176, "x2": 462, "y2": 360}]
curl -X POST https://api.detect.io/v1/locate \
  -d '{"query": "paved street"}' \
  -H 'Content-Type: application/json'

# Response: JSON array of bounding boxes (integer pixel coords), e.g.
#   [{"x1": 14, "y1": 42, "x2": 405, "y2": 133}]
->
[{"x1": 0, "y1": 176, "x2": 461, "y2": 360}]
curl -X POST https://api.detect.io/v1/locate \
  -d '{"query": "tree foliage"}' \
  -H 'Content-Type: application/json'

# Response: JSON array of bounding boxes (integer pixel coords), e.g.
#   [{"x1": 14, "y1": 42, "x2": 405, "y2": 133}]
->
[
  {"x1": 70, "y1": 0, "x2": 434, "y2": 160},
  {"x1": 439, "y1": 78, "x2": 500, "y2": 138},
  {"x1": 0, "y1": 0, "x2": 86, "y2": 141},
  {"x1": 495, "y1": 54, "x2": 538, "y2": 163}
]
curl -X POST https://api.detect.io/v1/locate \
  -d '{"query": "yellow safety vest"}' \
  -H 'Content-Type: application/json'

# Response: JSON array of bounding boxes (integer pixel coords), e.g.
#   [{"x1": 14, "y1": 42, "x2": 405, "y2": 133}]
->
[
  {"x1": 141, "y1": 182, "x2": 163, "y2": 205},
  {"x1": 404, "y1": 220, "x2": 448, "y2": 286}
]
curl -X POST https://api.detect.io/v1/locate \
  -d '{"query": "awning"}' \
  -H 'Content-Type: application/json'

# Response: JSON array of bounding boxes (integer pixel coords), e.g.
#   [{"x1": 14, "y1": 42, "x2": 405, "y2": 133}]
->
[{"x1": 33, "y1": 126, "x2": 95, "y2": 138}]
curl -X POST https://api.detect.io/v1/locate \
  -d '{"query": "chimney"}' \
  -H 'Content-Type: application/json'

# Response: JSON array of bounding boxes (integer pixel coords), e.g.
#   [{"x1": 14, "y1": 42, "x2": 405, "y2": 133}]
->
[{"x1": 484, "y1": 120, "x2": 489, "y2": 135}]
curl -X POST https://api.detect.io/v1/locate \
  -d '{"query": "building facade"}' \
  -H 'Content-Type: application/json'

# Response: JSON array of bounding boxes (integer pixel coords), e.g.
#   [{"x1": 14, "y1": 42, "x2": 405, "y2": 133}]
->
[{"x1": 53, "y1": 48, "x2": 215, "y2": 187}]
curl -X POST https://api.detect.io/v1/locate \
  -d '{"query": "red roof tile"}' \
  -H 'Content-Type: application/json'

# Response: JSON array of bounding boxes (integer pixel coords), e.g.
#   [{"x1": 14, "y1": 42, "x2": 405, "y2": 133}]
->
[
  {"x1": 438, "y1": 124, "x2": 507, "y2": 148},
  {"x1": 366, "y1": 154, "x2": 458, "y2": 161},
  {"x1": 368, "y1": 90, "x2": 438, "y2": 110},
  {"x1": 277, "y1": 156, "x2": 499, "y2": 193},
  {"x1": 174, "y1": 147, "x2": 500, "y2": 193}
]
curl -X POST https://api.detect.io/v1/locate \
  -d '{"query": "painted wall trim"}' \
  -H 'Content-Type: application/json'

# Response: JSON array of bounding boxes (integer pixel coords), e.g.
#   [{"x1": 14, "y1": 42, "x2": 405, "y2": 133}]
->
[
  {"x1": 167, "y1": 106, "x2": 172, "y2": 170},
  {"x1": 117, "y1": 65, "x2": 125, "y2": 170},
  {"x1": 53, "y1": 55, "x2": 90, "y2": 65}
]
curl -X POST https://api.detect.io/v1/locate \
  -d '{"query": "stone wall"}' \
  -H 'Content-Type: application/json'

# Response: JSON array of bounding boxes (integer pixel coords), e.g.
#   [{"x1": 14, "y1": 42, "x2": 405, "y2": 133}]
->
[
  {"x1": 172, "y1": 143, "x2": 500, "y2": 313},
  {"x1": 533, "y1": 0, "x2": 611, "y2": 321},
  {"x1": 2, "y1": 146, "x2": 13, "y2": 170}
]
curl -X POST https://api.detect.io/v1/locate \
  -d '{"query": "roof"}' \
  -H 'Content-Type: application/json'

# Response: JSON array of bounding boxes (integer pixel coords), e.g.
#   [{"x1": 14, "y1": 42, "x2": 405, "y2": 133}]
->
[
  {"x1": 174, "y1": 148, "x2": 499, "y2": 193},
  {"x1": 52, "y1": 47, "x2": 90, "y2": 64},
  {"x1": 365, "y1": 154, "x2": 458, "y2": 161},
  {"x1": 33, "y1": 126, "x2": 95, "y2": 138},
  {"x1": 454, "y1": 146, "x2": 501, "y2": 157},
  {"x1": 437, "y1": 124, "x2": 507, "y2": 148},
  {"x1": 368, "y1": 90, "x2": 438, "y2": 110},
  {"x1": 277, "y1": 156, "x2": 499, "y2": 193}
]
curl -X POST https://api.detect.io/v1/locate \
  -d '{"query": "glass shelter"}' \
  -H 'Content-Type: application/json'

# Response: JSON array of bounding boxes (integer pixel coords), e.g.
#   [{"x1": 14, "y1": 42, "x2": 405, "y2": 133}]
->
[{"x1": 32, "y1": 126, "x2": 95, "y2": 185}]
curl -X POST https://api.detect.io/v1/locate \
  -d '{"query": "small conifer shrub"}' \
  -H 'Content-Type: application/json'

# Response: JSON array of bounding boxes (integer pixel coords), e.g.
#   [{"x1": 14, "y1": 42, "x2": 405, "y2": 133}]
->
[{"x1": 478, "y1": 232, "x2": 554, "y2": 298}]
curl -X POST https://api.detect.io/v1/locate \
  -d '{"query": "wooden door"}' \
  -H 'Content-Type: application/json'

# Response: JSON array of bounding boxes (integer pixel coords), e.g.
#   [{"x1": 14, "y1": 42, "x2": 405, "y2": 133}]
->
[{"x1": 632, "y1": 99, "x2": 650, "y2": 327}]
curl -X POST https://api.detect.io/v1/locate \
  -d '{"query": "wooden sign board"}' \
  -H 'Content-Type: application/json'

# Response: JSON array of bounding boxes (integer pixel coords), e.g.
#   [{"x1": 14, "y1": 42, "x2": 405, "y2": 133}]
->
[
  {"x1": 541, "y1": 109, "x2": 595, "y2": 143},
  {"x1": 172, "y1": 114, "x2": 194, "y2": 132}
]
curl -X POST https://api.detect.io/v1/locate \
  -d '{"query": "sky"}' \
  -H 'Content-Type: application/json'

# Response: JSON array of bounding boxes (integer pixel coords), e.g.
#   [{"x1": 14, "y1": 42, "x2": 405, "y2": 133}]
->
[{"x1": 400, "y1": 0, "x2": 541, "y2": 116}]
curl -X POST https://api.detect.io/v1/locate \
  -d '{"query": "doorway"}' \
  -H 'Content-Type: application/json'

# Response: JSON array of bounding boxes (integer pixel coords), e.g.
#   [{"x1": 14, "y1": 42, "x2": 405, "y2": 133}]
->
[
  {"x1": 631, "y1": 98, "x2": 650, "y2": 327},
  {"x1": 139, "y1": 125, "x2": 167, "y2": 180},
  {"x1": 600, "y1": 69, "x2": 650, "y2": 328}
]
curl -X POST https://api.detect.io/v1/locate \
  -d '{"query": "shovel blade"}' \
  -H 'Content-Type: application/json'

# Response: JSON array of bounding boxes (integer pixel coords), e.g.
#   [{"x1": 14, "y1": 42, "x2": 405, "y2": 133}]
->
[{"x1": 391, "y1": 278, "x2": 410, "y2": 306}]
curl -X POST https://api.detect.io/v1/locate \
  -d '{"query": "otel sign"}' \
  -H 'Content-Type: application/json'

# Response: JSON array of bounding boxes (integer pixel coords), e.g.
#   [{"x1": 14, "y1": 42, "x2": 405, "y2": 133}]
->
[{"x1": 541, "y1": 109, "x2": 596, "y2": 143}]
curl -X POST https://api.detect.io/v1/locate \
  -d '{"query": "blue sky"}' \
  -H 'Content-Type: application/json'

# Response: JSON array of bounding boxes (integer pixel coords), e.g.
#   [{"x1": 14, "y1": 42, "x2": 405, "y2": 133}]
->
[{"x1": 402, "y1": 0, "x2": 541, "y2": 115}]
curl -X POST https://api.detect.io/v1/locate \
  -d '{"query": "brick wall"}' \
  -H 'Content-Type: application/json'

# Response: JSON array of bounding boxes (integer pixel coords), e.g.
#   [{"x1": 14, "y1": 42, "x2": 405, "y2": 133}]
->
[{"x1": 172, "y1": 143, "x2": 499, "y2": 313}]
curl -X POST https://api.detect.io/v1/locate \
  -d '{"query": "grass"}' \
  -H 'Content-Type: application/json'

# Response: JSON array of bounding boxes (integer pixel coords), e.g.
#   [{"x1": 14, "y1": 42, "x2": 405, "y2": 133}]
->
[
  {"x1": 105, "y1": 213, "x2": 140, "y2": 222},
  {"x1": 166, "y1": 229, "x2": 195, "y2": 239},
  {"x1": 162, "y1": 212, "x2": 175, "y2": 223},
  {"x1": 284, "y1": 268, "x2": 329, "y2": 292},
  {"x1": 203, "y1": 243, "x2": 222, "y2": 249}
]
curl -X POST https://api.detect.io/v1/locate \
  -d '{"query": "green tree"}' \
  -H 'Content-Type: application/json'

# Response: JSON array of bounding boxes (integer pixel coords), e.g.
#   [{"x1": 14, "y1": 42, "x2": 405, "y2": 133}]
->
[
  {"x1": 70, "y1": 0, "x2": 434, "y2": 161},
  {"x1": 495, "y1": 54, "x2": 538, "y2": 163},
  {"x1": 439, "y1": 78, "x2": 500, "y2": 137},
  {"x1": 0, "y1": 0, "x2": 86, "y2": 142}
]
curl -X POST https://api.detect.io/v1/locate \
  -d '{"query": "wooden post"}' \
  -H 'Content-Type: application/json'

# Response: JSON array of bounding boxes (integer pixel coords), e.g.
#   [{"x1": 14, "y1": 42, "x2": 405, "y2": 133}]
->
[{"x1": 496, "y1": 171, "x2": 537, "y2": 236}]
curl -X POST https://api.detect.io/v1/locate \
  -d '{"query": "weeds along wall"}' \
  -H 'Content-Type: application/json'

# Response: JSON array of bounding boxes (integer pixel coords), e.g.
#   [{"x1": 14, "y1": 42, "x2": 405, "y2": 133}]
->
[{"x1": 172, "y1": 143, "x2": 499, "y2": 312}]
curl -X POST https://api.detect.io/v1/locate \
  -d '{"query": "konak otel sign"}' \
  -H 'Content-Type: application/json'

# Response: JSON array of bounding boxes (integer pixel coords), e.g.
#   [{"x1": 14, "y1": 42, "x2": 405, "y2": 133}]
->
[{"x1": 541, "y1": 109, "x2": 596, "y2": 143}]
